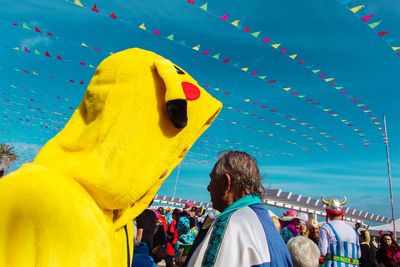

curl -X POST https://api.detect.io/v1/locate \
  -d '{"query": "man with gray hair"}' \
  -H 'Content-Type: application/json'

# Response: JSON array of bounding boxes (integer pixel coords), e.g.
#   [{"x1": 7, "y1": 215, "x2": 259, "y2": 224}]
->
[
  {"x1": 287, "y1": 236, "x2": 320, "y2": 267},
  {"x1": 186, "y1": 151, "x2": 293, "y2": 267}
]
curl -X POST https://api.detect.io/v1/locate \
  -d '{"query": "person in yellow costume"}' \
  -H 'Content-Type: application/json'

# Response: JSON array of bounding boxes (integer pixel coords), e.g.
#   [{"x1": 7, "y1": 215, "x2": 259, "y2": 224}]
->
[{"x1": 0, "y1": 48, "x2": 222, "y2": 267}]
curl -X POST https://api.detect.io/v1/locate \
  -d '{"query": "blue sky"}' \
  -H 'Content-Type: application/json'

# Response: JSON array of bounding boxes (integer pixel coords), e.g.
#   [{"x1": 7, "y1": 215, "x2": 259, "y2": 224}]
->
[{"x1": 1, "y1": 0, "x2": 399, "y2": 219}]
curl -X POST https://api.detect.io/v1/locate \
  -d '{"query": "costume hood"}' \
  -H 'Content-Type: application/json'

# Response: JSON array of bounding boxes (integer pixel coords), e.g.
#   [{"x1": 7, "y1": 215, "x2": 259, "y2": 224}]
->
[{"x1": 33, "y1": 48, "x2": 222, "y2": 228}]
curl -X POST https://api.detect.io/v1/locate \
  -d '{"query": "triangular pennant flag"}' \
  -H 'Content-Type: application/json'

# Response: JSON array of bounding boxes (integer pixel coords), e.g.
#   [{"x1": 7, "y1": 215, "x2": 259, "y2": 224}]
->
[
  {"x1": 271, "y1": 43, "x2": 280, "y2": 49},
  {"x1": 192, "y1": 44, "x2": 200, "y2": 51},
  {"x1": 324, "y1": 78, "x2": 334, "y2": 82},
  {"x1": 91, "y1": 4, "x2": 99, "y2": 13},
  {"x1": 203, "y1": 50, "x2": 209, "y2": 55},
  {"x1": 187, "y1": 0, "x2": 194, "y2": 4},
  {"x1": 212, "y1": 53, "x2": 220, "y2": 60},
  {"x1": 45, "y1": 51, "x2": 51, "y2": 57},
  {"x1": 289, "y1": 54, "x2": 297, "y2": 59},
  {"x1": 262, "y1": 38, "x2": 270, "y2": 43},
  {"x1": 32, "y1": 70, "x2": 39, "y2": 76},
  {"x1": 13, "y1": 47, "x2": 20, "y2": 50},
  {"x1": 109, "y1": 12, "x2": 117, "y2": 19},
  {"x1": 298, "y1": 95, "x2": 305, "y2": 98},
  {"x1": 369, "y1": 20, "x2": 382, "y2": 29},
  {"x1": 244, "y1": 99, "x2": 250, "y2": 102},
  {"x1": 153, "y1": 29, "x2": 160, "y2": 35},
  {"x1": 222, "y1": 58, "x2": 230, "y2": 63},
  {"x1": 283, "y1": 87, "x2": 291, "y2": 91},
  {"x1": 231, "y1": 20, "x2": 240, "y2": 27},
  {"x1": 200, "y1": 3, "x2": 208, "y2": 11},
  {"x1": 139, "y1": 23, "x2": 146, "y2": 30},
  {"x1": 350, "y1": 5, "x2": 364, "y2": 13},
  {"x1": 56, "y1": 55, "x2": 63, "y2": 60},
  {"x1": 167, "y1": 34, "x2": 174, "y2": 41},
  {"x1": 251, "y1": 31, "x2": 260, "y2": 37},
  {"x1": 335, "y1": 86, "x2": 343, "y2": 90},
  {"x1": 391, "y1": 46, "x2": 400, "y2": 51},
  {"x1": 258, "y1": 75, "x2": 266, "y2": 80},
  {"x1": 220, "y1": 14, "x2": 229, "y2": 21},
  {"x1": 23, "y1": 47, "x2": 30, "y2": 53},
  {"x1": 74, "y1": 0, "x2": 84, "y2": 7},
  {"x1": 34, "y1": 26, "x2": 41, "y2": 33},
  {"x1": 243, "y1": 27, "x2": 251, "y2": 32},
  {"x1": 361, "y1": 14, "x2": 374, "y2": 23},
  {"x1": 22, "y1": 22, "x2": 31, "y2": 30},
  {"x1": 378, "y1": 31, "x2": 389, "y2": 37},
  {"x1": 241, "y1": 67, "x2": 249, "y2": 71},
  {"x1": 89, "y1": 64, "x2": 95, "y2": 69},
  {"x1": 81, "y1": 42, "x2": 89, "y2": 47},
  {"x1": 311, "y1": 69, "x2": 321, "y2": 73}
]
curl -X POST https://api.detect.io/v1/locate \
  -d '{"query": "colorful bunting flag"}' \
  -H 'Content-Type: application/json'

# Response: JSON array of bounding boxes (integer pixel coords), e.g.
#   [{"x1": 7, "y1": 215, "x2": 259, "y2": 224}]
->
[
  {"x1": 22, "y1": 22, "x2": 31, "y2": 30},
  {"x1": 167, "y1": 34, "x2": 174, "y2": 41},
  {"x1": 289, "y1": 54, "x2": 297, "y2": 59},
  {"x1": 350, "y1": 5, "x2": 364, "y2": 13},
  {"x1": 271, "y1": 43, "x2": 280, "y2": 49},
  {"x1": 139, "y1": 23, "x2": 146, "y2": 30},
  {"x1": 231, "y1": 20, "x2": 240, "y2": 27},
  {"x1": 361, "y1": 14, "x2": 374, "y2": 23},
  {"x1": 74, "y1": 0, "x2": 84, "y2": 7},
  {"x1": 91, "y1": 4, "x2": 99, "y2": 13},
  {"x1": 200, "y1": 3, "x2": 208, "y2": 11},
  {"x1": 34, "y1": 26, "x2": 41, "y2": 33},
  {"x1": 81, "y1": 42, "x2": 88, "y2": 47},
  {"x1": 251, "y1": 31, "x2": 260, "y2": 37},
  {"x1": 368, "y1": 20, "x2": 382, "y2": 29},
  {"x1": 109, "y1": 12, "x2": 117, "y2": 19},
  {"x1": 192, "y1": 44, "x2": 200, "y2": 51},
  {"x1": 220, "y1": 14, "x2": 229, "y2": 21},
  {"x1": 378, "y1": 31, "x2": 389, "y2": 37}
]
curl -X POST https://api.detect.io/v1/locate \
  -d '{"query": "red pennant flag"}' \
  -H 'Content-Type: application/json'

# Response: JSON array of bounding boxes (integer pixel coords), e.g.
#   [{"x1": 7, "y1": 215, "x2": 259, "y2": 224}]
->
[
  {"x1": 253, "y1": 102, "x2": 259, "y2": 105},
  {"x1": 261, "y1": 106, "x2": 268, "y2": 109},
  {"x1": 262, "y1": 38, "x2": 270, "y2": 43},
  {"x1": 12, "y1": 22, "x2": 18, "y2": 26},
  {"x1": 79, "y1": 80, "x2": 85, "y2": 85},
  {"x1": 330, "y1": 82, "x2": 337, "y2": 86},
  {"x1": 22, "y1": 69, "x2": 29, "y2": 73},
  {"x1": 306, "y1": 99, "x2": 312, "y2": 102},
  {"x1": 69, "y1": 80, "x2": 75, "y2": 83},
  {"x1": 46, "y1": 32, "x2": 53, "y2": 36},
  {"x1": 268, "y1": 80, "x2": 276, "y2": 84},
  {"x1": 80, "y1": 61, "x2": 86, "y2": 66},
  {"x1": 222, "y1": 58, "x2": 230, "y2": 63},
  {"x1": 243, "y1": 27, "x2": 250, "y2": 32},
  {"x1": 220, "y1": 14, "x2": 229, "y2": 21},
  {"x1": 318, "y1": 73, "x2": 326, "y2": 78},
  {"x1": 24, "y1": 47, "x2": 30, "y2": 53},
  {"x1": 110, "y1": 12, "x2": 117, "y2": 19},
  {"x1": 280, "y1": 49, "x2": 287, "y2": 53},
  {"x1": 251, "y1": 71, "x2": 257, "y2": 76},
  {"x1": 34, "y1": 26, "x2": 41, "y2": 33},
  {"x1": 298, "y1": 61, "x2": 305, "y2": 65},
  {"x1": 153, "y1": 29, "x2": 160, "y2": 35},
  {"x1": 340, "y1": 91, "x2": 348, "y2": 95},
  {"x1": 291, "y1": 91, "x2": 299, "y2": 95},
  {"x1": 56, "y1": 55, "x2": 63, "y2": 60},
  {"x1": 45, "y1": 51, "x2": 51, "y2": 57},
  {"x1": 203, "y1": 50, "x2": 210, "y2": 55},
  {"x1": 270, "y1": 109, "x2": 277, "y2": 112},
  {"x1": 187, "y1": 0, "x2": 194, "y2": 4},
  {"x1": 361, "y1": 14, "x2": 374, "y2": 22},
  {"x1": 397, "y1": 52, "x2": 400, "y2": 56},
  {"x1": 223, "y1": 92, "x2": 230, "y2": 95},
  {"x1": 91, "y1": 4, "x2": 99, "y2": 13},
  {"x1": 378, "y1": 31, "x2": 389, "y2": 37},
  {"x1": 93, "y1": 47, "x2": 100, "y2": 51}
]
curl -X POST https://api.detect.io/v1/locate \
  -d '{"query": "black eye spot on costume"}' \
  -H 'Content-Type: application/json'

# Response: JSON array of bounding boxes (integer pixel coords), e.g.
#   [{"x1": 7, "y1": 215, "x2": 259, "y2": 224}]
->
[{"x1": 174, "y1": 65, "x2": 185, "y2": 75}]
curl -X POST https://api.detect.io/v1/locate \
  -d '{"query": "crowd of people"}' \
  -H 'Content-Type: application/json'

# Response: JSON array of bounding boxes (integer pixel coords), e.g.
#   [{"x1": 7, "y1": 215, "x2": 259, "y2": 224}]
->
[{"x1": 133, "y1": 151, "x2": 400, "y2": 267}]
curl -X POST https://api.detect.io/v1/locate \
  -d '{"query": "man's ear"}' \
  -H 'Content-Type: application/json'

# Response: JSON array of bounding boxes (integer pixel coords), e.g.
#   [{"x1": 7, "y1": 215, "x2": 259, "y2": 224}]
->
[{"x1": 221, "y1": 173, "x2": 232, "y2": 193}]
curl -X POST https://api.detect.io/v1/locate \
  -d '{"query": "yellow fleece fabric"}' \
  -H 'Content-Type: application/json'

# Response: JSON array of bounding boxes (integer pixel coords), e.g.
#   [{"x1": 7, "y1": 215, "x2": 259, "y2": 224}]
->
[{"x1": 0, "y1": 48, "x2": 222, "y2": 267}]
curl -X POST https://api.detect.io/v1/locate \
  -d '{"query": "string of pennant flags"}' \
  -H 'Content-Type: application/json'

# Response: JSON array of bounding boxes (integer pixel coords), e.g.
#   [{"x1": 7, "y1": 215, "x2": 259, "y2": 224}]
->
[
  {"x1": 65, "y1": 0, "x2": 373, "y2": 147},
  {"x1": 339, "y1": 1, "x2": 400, "y2": 57},
  {"x1": 203, "y1": 83, "x2": 346, "y2": 150},
  {"x1": 3, "y1": 19, "x2": 354, "y2": 150},
  {"x1": 182, "y1": 0, "x2": 386, "y2": 139},
  {"x1": 4, "y1": 19, "x2": 344, "y2": 150},
  {"x1": 62, "y1": 0, "x2": 372, "y2": 147}
]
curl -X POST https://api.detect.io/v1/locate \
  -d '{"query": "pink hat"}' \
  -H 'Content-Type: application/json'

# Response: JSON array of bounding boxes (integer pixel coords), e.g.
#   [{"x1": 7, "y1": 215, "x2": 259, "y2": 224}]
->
[
  {"x1": 279, "y1": 209, "x2": 299, "y2": 221},
  {"x1": 184, "y1": 201, "x2": 195, "y2": 209}
]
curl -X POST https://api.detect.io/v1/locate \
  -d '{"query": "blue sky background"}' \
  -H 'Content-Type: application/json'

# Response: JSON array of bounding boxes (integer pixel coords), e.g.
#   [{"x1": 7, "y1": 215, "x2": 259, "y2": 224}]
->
[{"x1": 1, "y1": 0, "x2": 399, "y2": 219}]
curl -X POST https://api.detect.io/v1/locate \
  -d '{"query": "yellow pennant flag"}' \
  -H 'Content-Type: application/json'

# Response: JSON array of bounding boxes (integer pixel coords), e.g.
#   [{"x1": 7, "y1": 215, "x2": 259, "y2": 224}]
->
[
  {"x1": 231, "y1": 20, "x2": 240, "y2": 27},
  {"x1": 391, "y1": 46, "x2": 400, "y2": 51},
  {"x1": 22, "y1": 22, "x2": 31, "y2": 30},
  {"x1": 350, "y1": 5, "x2": 364, "y2": 13},
  {"x1": 13, "y1": 47, "x2": 20, "y2": 51},
  {"x1": 289, "y1": 54, "x2": 297, "y2": 59},
  {"x1": 74, "y1": 0, "x2": 84, "y2": 7},
  {"x1": 34, "y1": 49, "x2": 41, "y2": 55},
  {"x1": 311, "y1": 69, "x2": 321, "y2": 73},
  {"x1": 81, "y1": 42, "x2": 88, "y2": 47},
  {"x1": 212, "y1": 53, "x2": 220, "y2": 59},
  {"x1": 192, "y1": 44, "x2": 200, "y2": 51},
  {"x1": 167, "y1": 34, "x2": 174, "y2": 41},
  {"x1": 241, "y1": 67, "x2": 249, "y2": 71},
  {"x1": 369, "y1": 20, "x2": 382, "y2": 29},
  {"x1": 139, "y1": 23, "x2": 147, "y2": 30},
  {"x1": 283, "y1": 87, "x2": 291, "y2": 91},
  {"x1": 325, "y1": 78, "x2": 334, "y2": 82},
  {"x1": 200, "y1": 3, "x2": 208, "y2": 11},
  {"x1": 32, "y1": 70, "x2": 39, "y2": 76},
  {"x1": 271, "y1": 43, "x2": 280, "y2": 49},
  {"x1": 251, "y1": 31, "x2": 261, "y2": 38}
]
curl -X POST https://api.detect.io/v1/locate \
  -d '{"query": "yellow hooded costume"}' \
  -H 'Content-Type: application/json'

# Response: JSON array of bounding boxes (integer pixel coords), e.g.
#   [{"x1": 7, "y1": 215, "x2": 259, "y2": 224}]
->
[{"x1": 0, "y1": 48, "x2": 221, "y2": 266}]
